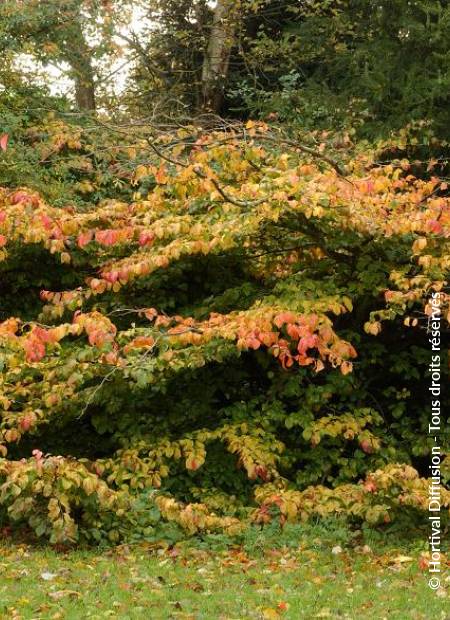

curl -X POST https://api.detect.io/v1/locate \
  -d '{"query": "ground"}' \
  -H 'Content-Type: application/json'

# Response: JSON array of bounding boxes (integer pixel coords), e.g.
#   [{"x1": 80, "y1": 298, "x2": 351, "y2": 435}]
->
[{"x1": 0, "y1": 531, "x2": 448, "y2": 620}]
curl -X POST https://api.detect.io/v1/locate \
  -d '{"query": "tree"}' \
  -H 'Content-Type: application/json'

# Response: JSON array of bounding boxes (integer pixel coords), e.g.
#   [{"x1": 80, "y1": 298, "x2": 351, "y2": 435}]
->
[
  {"x1": 0, "y1": 0, "x2": 123, "y2": 112},
  {"x1": 65, "y1": 19, "x2": 97, "y2": 112}
]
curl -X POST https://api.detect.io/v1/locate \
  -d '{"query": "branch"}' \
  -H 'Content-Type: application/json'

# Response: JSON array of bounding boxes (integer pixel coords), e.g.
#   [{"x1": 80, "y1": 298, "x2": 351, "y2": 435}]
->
[{"x1": 256, "y1": 134, "x2": 347, "y2": 177}]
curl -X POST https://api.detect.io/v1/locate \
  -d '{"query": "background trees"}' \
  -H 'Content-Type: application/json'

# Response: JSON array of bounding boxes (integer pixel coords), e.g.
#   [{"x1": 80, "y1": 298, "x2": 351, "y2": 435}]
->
[{"x1": 2, "y1": 0, "x2": 450, "y2": 137}]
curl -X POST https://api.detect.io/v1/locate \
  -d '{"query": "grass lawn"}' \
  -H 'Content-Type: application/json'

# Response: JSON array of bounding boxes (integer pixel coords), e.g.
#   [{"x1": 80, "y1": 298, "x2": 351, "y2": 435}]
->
[{"x1": 0, "y1": 533, "x2": 448, "y2": 620}]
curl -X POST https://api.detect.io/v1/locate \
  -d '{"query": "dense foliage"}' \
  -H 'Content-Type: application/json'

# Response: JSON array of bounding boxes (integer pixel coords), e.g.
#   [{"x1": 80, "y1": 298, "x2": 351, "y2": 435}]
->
[
  {"x1": 0, "y1": 119, "x2": 449, "y2": 543},
  {"x1": 226, "y1": 1, "x2": 450, "y2": 136}
]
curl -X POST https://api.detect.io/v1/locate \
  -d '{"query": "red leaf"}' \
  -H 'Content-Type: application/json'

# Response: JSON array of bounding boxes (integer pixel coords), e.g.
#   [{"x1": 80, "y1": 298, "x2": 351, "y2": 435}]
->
[
  {"x1": 20, "y1": 415, "x2": 34, "y2": 432},
  {"x1": 10, "y1": 191, "x2": 39, "y2": 206},
  {"x1": 77, "y1": 230, "x2": 93, "y2": 248},
  {"x1": 255, "y1": 465, "x2": 269, "y2": 482},
  {"x1": 0, "y1": 134, "x2": 8, "y2": 151},
  {"x1": 360, "y1": 439, "x2": 374, "y2": 454},
  {"x1": 24, "y1": 338, "x2": 46, "y2": 363},
  {"x1": 139, "y1": 231, "x2": 155, "y2": 246},
  {"x1": 427, "y1": 219, "x2": 443, "y2": 235},
  {"x1": 40, "y1": 290, "x2": 54, "y2": 302},
  {"x1": 95, "y1": 229, "x2": 118, "y2": 246},
  {"x1": 39, "y1": 213, "x2": 53, "y2": 230},
  {"x1": 247, "y1": 336, "x2": 261, "y2": 350},
  {"x1": 363, "y1": 481, "x2": 377, "y2": 493},
  {"x1": 186, "y1": 458, "x2": 198, "y2": 471},
  {"x1": 104, "y1": 270, "x2": 119, "y2": 283},
  {"x1": 297, "y1": 334, "x2": 318, "y2": 355}
]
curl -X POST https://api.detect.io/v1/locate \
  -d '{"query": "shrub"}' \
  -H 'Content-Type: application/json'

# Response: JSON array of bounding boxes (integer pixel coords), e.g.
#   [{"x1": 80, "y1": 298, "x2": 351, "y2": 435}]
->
[{"x1": 0, "y1": 121, "x2": 448, "y2": 542}]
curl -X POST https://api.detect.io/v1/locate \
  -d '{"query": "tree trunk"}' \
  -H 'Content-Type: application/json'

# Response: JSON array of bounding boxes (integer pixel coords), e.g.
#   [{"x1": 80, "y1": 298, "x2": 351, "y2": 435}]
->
[
  {"x1": 73, "y1": 67, "x2": 96, "y2": 112},
  {"x1": 65, "y1": 23, "x2": 96, "y2": 112},
  {"x1": 201, "y1": 0, "x2": 238, "y2": 113}
]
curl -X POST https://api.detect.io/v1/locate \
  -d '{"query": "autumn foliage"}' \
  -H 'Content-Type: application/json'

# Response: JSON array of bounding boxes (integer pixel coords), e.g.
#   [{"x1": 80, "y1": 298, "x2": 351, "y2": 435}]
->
[{"x1": 0, "y1": 121, "x2": 449, "y2": 543}]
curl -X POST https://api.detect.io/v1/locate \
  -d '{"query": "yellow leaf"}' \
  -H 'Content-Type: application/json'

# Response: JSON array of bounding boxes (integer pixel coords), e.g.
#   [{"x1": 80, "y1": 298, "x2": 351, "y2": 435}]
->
[
  {"x1": 364, "y1": 321, "x2": 381, "y2": 336},
  {"x1": 263, "y1": 609, "x2": 280, "y2": 620},
  {"x1": 412, "y1": 237, "x2": 427, "y2": 254},
  {"x1": 391, "y1": 555, "x2": 413, "y2": 563}
]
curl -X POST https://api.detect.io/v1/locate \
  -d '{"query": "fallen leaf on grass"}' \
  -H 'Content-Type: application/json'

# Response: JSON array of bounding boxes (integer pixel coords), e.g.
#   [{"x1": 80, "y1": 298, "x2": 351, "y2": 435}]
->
[
  {"x1": 48, "y1": 590, "x2": 81, "y2": 600},
  {"x1": 119, "y1": 582, "x2": 132, "y2": 591},
  {"x1": 171, "y1": 601, "x2": 183, "y2": 610},
  {"x1": 262, "y1": 608, "x2": 280, "y2": 619},
  {"x1": 315, "y1": 609, "x2": 332, "y2": 618},
  {"x1": 40, "y1": 572, "x2": 57, "y2": 581},
  {"x1": 186, "y1": 581, "x2": 204, "y2": 592},
  {"x1": 390, "y1": 556, "x2": 413, "y2": 564}
]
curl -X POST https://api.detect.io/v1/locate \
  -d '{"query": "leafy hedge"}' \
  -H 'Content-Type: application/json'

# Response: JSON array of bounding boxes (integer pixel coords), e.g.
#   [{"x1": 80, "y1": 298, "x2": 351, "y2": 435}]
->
[{"x1": 0, "y1": 121, "x2": 449, "y2": 543}]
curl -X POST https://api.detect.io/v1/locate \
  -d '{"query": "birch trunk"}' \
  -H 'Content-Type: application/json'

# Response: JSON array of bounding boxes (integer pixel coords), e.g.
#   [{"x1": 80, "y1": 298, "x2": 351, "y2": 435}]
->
[{"x1": 201, "y1": 0, "x2": 238, "y2": 113}]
